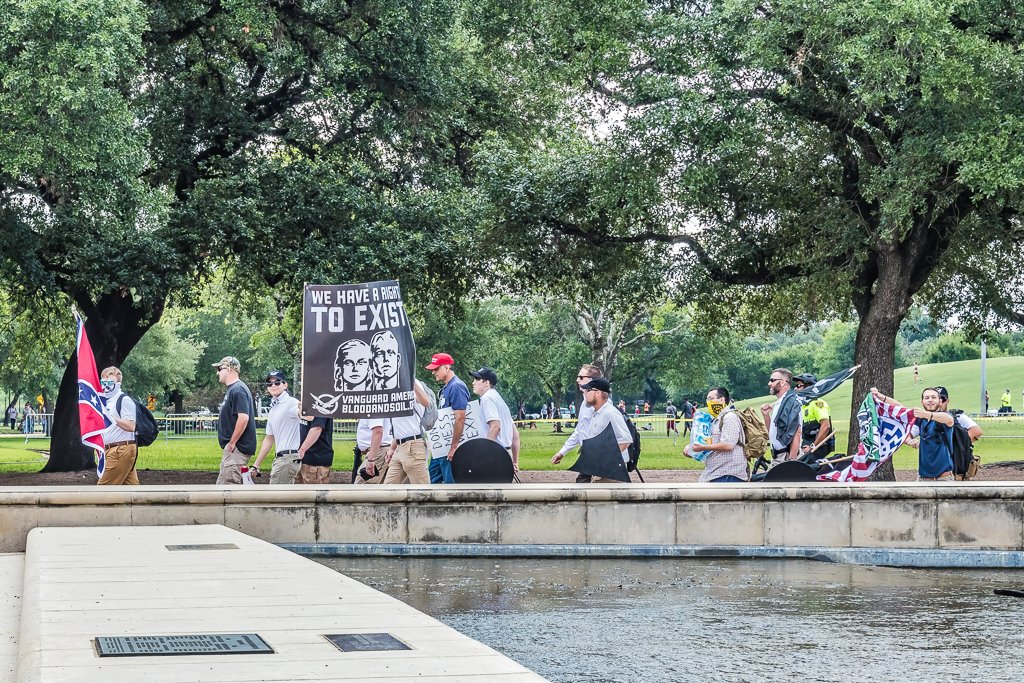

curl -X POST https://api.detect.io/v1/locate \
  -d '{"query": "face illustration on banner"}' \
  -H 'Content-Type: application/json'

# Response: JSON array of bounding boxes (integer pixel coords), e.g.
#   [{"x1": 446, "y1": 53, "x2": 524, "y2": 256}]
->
[
  {"x1": 334, "y1": 339, "x2": 372, "y2": 391},
  {"x1": 370, "y1": 330, "x2": 401, "y2": 390}
]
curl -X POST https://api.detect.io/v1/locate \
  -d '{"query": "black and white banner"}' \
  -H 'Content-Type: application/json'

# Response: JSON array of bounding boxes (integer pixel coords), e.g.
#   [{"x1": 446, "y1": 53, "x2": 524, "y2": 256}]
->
[{"x1": 300, "y1": 281, "x2": 416, "y2": 418}]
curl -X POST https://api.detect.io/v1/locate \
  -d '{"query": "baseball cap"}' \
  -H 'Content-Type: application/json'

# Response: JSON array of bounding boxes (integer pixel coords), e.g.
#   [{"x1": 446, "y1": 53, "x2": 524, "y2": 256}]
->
[
  {"x1": 212, "y1": 356, "x2": 241, "y2": 371},
  {"x1": 580, "y1": 377, "x2": 611, "y2": 393},
  {"x1": 934, "y1": 386, "x2": 949, "y2": 401},
  {"x1": 425, "y1": 352, "x2": 455, "y2": 370},
  {"x1": 469, "y1": 367, "x2": 499, "y2": 386},
  {"x1": 265, "y1": 370, "x2": 287, "y2": 383}
]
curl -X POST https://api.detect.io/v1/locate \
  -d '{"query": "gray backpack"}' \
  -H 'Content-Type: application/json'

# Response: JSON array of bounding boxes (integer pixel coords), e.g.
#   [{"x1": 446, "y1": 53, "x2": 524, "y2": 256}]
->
[{"x1": 416, "y1": 380, "x2": 438, "y2": 431}]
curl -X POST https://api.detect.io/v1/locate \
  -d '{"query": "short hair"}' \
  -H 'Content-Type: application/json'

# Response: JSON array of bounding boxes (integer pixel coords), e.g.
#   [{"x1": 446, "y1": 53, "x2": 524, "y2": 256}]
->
[
  {"x1": 710, "y1": 387, "x2": 730, "y2": 402},
  {"x1": 772, "y1": 368, "x2": 793, "y2": 383},
  {"x1": 100, "y1": 366, "x2": 122, "y2": 380},
  {"x1": 580, "y1": 364, "x2": 602, "y2": 378}
]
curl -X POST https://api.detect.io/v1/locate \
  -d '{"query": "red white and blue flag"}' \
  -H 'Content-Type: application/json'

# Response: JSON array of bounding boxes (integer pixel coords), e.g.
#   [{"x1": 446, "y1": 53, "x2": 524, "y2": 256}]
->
[
  {"x1": 818, "y1": 394, "x2": 915, "y2": 482},
  {"x1": 76, "y1": 315, "x2": 109, "y2": 476}
]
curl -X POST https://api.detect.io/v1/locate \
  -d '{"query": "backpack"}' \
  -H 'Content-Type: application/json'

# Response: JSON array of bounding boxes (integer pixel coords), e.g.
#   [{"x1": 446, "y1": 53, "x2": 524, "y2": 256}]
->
[
  {"x1": 417, "y1": 380, "x2": 438, "y2": 431},
  {"x1": 732, "y1": 407, "x2": 770, "y2": 461},
  {"x1": 117, "y1": 394, "x2": 160, "y2": 447},
  {"x1": 949, "y1": 410, "x2": 979, "y2": 478},
  {"x1": 623, "y1": 416, "x2": 642, "y2": 472}
]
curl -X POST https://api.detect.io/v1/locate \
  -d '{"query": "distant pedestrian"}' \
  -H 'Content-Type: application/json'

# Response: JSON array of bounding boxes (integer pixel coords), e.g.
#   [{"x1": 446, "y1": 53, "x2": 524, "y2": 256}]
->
[
  {"x1": 97, "y1": 366, "x2": 140, "y2": 486},
  {"x1": 6, "y1": 405, "x2": 16, "y2": 430},
  {"x1": 913, "y1": 363, "x2": 919, "y2": 385},
  {"x1": 213, "y1": 356, "x2": 257, "y2": 485},
  {"x1": 665, "y1": 401, "x2": 679, "y2": 443},
  {"x1": 681, "y1": 400, "x2": 694, "y2": 436},
  {"x1": 251, "y1": 370, "x2": 301, "y2": 484},
  {"x1": 540, "y1": 404, "x2": 549, "y2": 420},
  {"x1": 1000, "y1": 388, "x2": 1013, "y2": 414},
  {"x1": 22, "y1": 404, "x2": 34, "y2": 435}
]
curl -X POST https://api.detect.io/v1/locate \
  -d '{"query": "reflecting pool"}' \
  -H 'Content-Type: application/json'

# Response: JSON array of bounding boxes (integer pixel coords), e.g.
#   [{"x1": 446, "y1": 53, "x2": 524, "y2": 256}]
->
[{"x1": 313, "y1": 556, "x2": 1024, "y2": 683}]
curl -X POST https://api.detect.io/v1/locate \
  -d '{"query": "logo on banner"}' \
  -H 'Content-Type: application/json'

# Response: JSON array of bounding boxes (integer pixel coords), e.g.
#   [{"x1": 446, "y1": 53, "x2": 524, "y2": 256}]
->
[{"x1": 301, "y1": 281, "x2": 417, "y2": 419}]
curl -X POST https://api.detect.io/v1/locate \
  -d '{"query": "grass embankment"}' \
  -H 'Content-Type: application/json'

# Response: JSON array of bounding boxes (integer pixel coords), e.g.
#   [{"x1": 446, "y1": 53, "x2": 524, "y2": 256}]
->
[{"x1": 2, "y1": 356, "x2": 1021, "y2": 474}]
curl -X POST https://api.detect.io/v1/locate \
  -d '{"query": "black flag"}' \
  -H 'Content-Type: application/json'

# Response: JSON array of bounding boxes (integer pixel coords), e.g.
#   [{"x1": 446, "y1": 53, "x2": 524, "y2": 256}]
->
[
  {"x1": 569, "y1": 424, "x2": 631, "y2": 483},
  {"x1": 795, "y1": 365, "x2": 859, "y2": 406}
]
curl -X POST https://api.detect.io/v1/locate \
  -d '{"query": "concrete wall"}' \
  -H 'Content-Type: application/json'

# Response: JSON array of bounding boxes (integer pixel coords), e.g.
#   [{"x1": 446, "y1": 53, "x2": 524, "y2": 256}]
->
[{"x1": 1, "y1": 483, "x2": 1023, "y2": 553}]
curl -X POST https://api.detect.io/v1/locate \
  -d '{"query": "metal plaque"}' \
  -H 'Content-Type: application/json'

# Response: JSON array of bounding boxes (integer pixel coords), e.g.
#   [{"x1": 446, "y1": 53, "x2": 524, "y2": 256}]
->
[
  {"x1": 324, "y1": 633, "x2": 411, "y2": 652},
  {"x1": 165, "y1": 543, "x2": 239, "y2": 551},
  {"x1": 94, "y1": 634, "x2": 274, "y2": 657}
]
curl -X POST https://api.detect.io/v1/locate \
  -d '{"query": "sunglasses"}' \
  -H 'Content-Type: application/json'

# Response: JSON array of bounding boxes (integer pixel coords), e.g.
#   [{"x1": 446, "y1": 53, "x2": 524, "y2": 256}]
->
[
  {"x1": 768, "y1": 377, "x2": 784, "y2": 383},
  {"x1": 266, "y1": 380, "x2": 284, "y2": 387}
]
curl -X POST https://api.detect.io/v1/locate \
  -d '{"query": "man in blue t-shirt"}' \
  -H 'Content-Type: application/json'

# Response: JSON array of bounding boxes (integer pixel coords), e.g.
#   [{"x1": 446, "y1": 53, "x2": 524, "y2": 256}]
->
[
  {"x1": 872, "y1": 387, "x2": 955, "y2": 481},
  {"x1": 425, "y1": 352, "x2": 469, "y2": 484}
]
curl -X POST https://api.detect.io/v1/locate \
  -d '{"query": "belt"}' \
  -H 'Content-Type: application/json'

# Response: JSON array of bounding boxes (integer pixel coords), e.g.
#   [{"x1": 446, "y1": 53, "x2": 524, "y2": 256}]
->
[
  {"x1": 396, "y1": 434, "x2": 422, "y2": 444},
  {"x1": 105, "y1": 440, "x2": 135, "y2": 449},
  {"x1": 275, "y1": 449, "x2": 299, "y2": 458}
]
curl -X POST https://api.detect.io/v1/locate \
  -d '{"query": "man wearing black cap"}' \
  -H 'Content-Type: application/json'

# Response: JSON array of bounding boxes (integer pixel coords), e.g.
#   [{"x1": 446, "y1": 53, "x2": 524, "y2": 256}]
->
[
  {"x1": 551, "y1": 377, "x2": 633, "y2": 482},
  {"x1": 251, "y1": 370, "x2": 301, "y2": 484},
  {"x1": 793, "y1": 373, "x2": 834, "y2": 457},
  {"x1": 470, "y1": 367, "x2": 520, "y2": 470}
]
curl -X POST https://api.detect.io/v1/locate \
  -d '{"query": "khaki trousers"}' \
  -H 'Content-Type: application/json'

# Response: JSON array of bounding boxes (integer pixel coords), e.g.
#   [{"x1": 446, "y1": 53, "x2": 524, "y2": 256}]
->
[
  {"x1": 217, "y1": 447, "x2": 248, "y2": 485},
  {"x1": 355, "y1": 445, "x2": 388, "y2": 485},
  {"x1": 382, "y1": 439, "x2": 429, "y2": 484},
  {"x1": 296, "y1": 464, "x2": 331, "y2": 484},
  {"x1": 98, "y1": 443, "x2": 139, "y2": 485},
  {"x1": 270, "y1": 455, "x2": 302, "y2": 484}
]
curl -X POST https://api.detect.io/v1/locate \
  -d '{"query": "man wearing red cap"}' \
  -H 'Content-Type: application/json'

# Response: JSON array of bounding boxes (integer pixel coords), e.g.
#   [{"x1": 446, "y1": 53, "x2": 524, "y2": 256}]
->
[{"x1": 425, "y1": 352, "x2": 469, "y2": 484}]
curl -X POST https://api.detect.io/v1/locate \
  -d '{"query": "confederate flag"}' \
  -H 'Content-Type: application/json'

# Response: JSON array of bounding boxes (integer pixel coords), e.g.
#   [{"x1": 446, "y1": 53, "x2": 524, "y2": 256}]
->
[{"x1": 76, "y1": 315, "x2": 109, "y2": 475}]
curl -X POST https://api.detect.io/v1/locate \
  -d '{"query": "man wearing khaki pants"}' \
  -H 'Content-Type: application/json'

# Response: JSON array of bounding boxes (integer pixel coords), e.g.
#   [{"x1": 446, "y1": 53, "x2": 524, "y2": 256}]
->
[
  {"x1": 213, "y1": 356, "x2": 257, "y2": 484},
  {"x1": 354, "y1": 418, "x2": 393, "y2": 484},
  {"x1": 98, "y1": 366, "x2": 139, "y2": 485},
  {"x1": 383, "y1": 381, "x2": 432, "y2": 484}
]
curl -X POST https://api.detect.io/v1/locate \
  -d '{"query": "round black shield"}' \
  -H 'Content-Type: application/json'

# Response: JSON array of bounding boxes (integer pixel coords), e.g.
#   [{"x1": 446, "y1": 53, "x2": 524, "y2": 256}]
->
[
  {"x1": 451, "y1": 438, "x2": 515, "y2": 483},
  {"x1": 761, "y1": 460, "x2": 820, "y2": 482}
]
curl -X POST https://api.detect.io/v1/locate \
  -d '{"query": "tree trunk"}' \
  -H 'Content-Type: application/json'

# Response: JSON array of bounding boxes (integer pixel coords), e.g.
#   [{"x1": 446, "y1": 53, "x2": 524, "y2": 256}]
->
[
  {"x1": 43, "y1": 293, "x2": 164, "y2": 472},
  {"x1": 848, "y1": 251, "x2": 914, "y2": 481}
]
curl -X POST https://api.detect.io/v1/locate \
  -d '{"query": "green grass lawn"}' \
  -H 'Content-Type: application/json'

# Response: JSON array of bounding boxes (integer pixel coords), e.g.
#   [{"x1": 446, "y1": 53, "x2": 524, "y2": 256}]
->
[{"x1": 2, "y1": 356, "x2": 1021, "y2": 475}]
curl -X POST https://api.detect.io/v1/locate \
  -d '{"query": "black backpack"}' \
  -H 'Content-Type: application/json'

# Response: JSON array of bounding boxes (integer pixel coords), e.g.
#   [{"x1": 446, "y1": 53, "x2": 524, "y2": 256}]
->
[
  {"x1": 948, "y1": 410, "x2": 974, "y2": 477},
  {"x1": 623, "y1": 416, "x2": 642, "y2": 472},
  {"x1": 117, "y1": 394, "x2": 160, "y2": 447}
]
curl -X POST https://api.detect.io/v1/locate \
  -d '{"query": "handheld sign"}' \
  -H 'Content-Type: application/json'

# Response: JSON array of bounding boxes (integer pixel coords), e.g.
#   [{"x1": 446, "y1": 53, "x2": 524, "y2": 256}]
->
[
  {"x1": 428, "y1": 400, "x2": 482, "y2": 459},
  {"x1": 301, "y1": 281, "x2": 416, "y2": 419}
]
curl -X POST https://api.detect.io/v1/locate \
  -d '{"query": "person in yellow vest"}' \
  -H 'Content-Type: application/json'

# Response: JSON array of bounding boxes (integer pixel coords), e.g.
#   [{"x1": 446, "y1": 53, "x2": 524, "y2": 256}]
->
[
  {"x1": 1000, "y1": 389, "x2": 1013, "y2": 414},
  {"x1": 793, "y1": 374, "x2": 834, "y2": 457}
]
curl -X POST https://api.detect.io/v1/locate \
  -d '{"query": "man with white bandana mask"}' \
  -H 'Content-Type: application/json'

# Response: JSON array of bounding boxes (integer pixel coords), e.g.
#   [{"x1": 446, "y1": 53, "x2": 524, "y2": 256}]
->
[{"x1": 98, "y1": 366, "x2": 140, "y2": 485}]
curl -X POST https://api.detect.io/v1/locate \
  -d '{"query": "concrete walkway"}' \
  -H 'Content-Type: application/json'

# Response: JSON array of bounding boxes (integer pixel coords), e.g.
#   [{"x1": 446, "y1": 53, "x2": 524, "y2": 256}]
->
[
  {"x1": 16, "y1": 525, "x2": 547, "y2": 682},
  {"x1": 1, "y1": 553, "x2": 23, "y2": 681}
]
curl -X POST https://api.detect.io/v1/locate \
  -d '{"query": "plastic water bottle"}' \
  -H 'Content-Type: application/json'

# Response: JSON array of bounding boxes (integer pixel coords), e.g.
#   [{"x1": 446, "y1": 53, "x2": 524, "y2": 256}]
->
[{"x1": 689, "y1": 410, "x2": 713, "y2": 462}]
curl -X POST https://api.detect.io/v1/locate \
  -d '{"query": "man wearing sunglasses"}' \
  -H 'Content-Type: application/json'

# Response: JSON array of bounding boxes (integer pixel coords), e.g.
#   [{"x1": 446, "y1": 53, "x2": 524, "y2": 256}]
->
[
  {"x1": 760, "y1": 368, "x2": 802, "y2": 463},
  {"x1": 251, "y1": 370, "x2": 301, "y2": 484},
  {"x1": 551, "y1": 364, "x2": 603, "y2": 481}
]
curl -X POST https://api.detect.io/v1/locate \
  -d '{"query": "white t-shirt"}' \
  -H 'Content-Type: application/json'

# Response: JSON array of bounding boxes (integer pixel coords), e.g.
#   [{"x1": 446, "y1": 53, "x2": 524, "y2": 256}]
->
[
  {"x1": 391, "y1": 401, "x2": 425, "y2": 441},
  {"x1": 589, "y1": 401, "x2": 633, "y2": 463},
  {"x1": 558, "y1": 402, "x2": 595, "y2": 456},
  {"x1": 265, "y1": 392, "x2": 300, "y2": 452},
  {"x1": 356, "y1": 418, "x2": 394, "y2": 451},
  {"x1": 102, "y1": 391, "x2": 137, "y2": 444},
  {"x1": 479, "y1": 388, "x2": 515, "y2": 449}
]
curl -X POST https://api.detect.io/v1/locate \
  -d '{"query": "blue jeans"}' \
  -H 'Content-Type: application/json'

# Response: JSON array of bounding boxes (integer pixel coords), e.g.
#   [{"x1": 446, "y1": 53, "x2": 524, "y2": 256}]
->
[
  {"x1": 710, "y1": 475, "x2": 745, "y2": 483},
  {"x1": 429, "y1": 456, "x2": 455, "y2": 484}
]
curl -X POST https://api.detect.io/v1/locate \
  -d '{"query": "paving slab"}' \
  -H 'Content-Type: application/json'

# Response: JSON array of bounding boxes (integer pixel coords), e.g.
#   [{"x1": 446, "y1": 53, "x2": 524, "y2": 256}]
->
[
  {"x1": 18, "y1": 525, "x2": 547, "y2": 683},
  {"x1": 1, "y1": 553, "x2": 23, "y2": 682}
]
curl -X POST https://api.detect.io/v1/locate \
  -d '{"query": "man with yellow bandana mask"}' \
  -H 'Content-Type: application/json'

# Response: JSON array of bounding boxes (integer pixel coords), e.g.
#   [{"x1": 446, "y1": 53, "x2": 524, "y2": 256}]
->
[
  {"x1": 685, "y1": 387, "x2": 748, "y2": 482},
  {"x1": 793, "y1": 373, "x2": 834, "y2": 457}
]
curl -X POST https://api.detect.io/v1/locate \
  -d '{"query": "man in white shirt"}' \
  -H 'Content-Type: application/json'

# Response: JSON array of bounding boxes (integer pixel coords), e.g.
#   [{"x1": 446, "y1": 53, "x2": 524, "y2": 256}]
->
[
  {"x1": 552, "y1": 377, "x2": 633, "y2": 483},
  {"x1": 551, "y1": 364, "x2": 603, "y2": 481},
  {"x1": 383, "y1": 380, "x2": 433, "y2": 484},
  {"x1": 469, "y1": 367, "x2": 520, "y2": 471},
  {"x1": 98, "y1": 366, "x2": 139, "y2": 485},
  {"x1": 354, "y1": 417, "x2": 393, "y2": 484},
  {"x1": 251, "y1": 370, "x2": 301, "y2": 484}
]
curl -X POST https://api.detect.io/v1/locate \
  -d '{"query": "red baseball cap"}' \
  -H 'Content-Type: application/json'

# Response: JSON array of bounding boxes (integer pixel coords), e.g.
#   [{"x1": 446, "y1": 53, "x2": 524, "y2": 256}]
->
[{"x1": 425, "y1": 352, "x2": 454, "y2": 370}]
